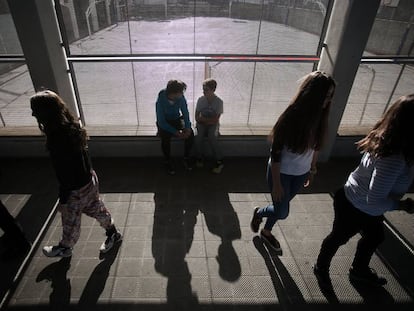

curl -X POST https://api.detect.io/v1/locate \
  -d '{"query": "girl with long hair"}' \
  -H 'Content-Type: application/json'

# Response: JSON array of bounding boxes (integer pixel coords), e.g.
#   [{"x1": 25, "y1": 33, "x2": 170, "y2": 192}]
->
[
  {"x1": 31, "y1": 90, "x2": 122, "y2": 257},
  {"x1": 250, "y1": 71, "x2": 336, "y2": 251},
  {"x1": 314, "y1": 94, "x2": 414, "y2": 287}
]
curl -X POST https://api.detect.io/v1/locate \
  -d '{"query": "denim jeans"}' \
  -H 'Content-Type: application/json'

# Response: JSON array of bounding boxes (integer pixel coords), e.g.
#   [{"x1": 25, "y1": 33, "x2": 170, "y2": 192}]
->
[
  {"x1": 316, "y1": 187, "x2": 385, "y2": 271},
  {"x1": 195, "y1": 123, "x2": 221, "y2": 161},
  {"x1": 257, "y1": 158, "x2": 308, "y2": 231}
]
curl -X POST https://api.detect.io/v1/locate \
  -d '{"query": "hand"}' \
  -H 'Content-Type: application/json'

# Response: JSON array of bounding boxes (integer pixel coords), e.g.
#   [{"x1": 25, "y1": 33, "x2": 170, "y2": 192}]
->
[
  {"x1": 175, "y1": 130, "x2": 185, "y2": 139},
  {"x1": 304, "y1": 173, "x2": 315, "y2": 187},
  {"x1": 182, "y1": 128, "x2": 192, "y2": 138}
]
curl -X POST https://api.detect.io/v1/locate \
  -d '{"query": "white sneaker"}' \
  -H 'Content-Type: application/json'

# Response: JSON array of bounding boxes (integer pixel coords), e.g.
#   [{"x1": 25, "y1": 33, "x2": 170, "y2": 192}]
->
[
  {"x1": 99, "y1": 231, "x2": 122, "y2": 253},
  {"x1": 43, "y1": 245, "x2": 72, "y2": 257}
]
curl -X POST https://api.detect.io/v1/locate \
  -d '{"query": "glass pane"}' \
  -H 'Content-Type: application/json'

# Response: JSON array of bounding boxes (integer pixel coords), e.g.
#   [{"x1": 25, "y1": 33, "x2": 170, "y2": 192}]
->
[
  {"x1": 0, "y1": 1, "x2": 23, "y2": 54},
  {"x1": 64, "y1": 0, "x2": 328, "y2": 55},
  {"x1": 73, "y1": 62, "x2": 137, "y2": 128},
  {"x1": 364, "y1": 1, "x2": 414, "y2": 56},
  {"x1": 133, "y1": 61, "x2": 201, "y2": 127},
  {"x1": 0, "y1": 64, "x2": 35, "y2": 127},
  {"x1": 73, "y1": 60, "x2": 319, "y2": 133},
  {"x1": 249, "y1": 63, "x2": 314, "y2": 127},
  {"x1": 340, "y1": 63, "x2": 414, "y2": 130},
  {"x1": 74, "y1": 61, "x2": 201, "y2": 130}
]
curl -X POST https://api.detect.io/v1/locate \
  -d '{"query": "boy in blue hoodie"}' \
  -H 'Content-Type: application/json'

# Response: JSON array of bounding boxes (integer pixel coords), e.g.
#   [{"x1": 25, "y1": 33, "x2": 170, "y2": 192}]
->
[{"x1": 156, "y1": 80, "x2": 194, "y2": 175}]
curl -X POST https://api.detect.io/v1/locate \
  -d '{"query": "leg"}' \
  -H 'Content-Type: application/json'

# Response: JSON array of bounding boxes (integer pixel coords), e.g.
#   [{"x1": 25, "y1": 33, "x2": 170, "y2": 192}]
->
[
  {"x1": 81, "y1": 172, "x2": 113, "y2": 231},
  {"x1": 348, "y1": 215, "x2": 387, "y2": 285},
  {"x1": 59, "y1": 200, "x2": 83, "y2": 248},
  {"x1": 42, "y1": 194, "x2": 82, "y2": 257},
  {"x1": 158, "y1": 128, "x2": 173, "y2": 161},
  {"x1": 81, "y1": 172, "x2": 121, "y2": 253},
  {"x1": 207, "y1": 124, "x2": 222, "y2": 161},
  {"x1": 352, "y1": 214, "x2": 385, "y2": 270},
  {"x1": 195, "y1": 123, "x2": 208, "y2": 159},
  {"x1": 316, "y1": 188, "x2": 361, "y2": 270},
  {"x1": 184, "y1": 128, "x2": 194, "y2": 159}
]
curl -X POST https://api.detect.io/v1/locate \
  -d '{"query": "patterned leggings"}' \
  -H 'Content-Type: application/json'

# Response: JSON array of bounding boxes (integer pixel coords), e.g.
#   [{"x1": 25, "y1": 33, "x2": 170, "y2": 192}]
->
[{"x1": 59, "y1": 171, "x2": 113, "y2": 248}]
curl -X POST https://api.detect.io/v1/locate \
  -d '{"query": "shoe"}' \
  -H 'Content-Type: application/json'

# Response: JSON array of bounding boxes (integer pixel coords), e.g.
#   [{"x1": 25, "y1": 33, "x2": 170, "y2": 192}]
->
[
  {"x1": 313, "y1": 264, "x2": 331, "y2": 285},
  {"x1": 260, "y1": 230, "x2": 281, "y2": 252},
  {"x1": 164, "y1": 160, "x2": 176, "y2": 175},
  {"x1": 100, "y1": 230, "x2": 122, "y2": 254},
  {"x1": 196, "y1": 158, "x2": 204, "y2": 168},
  {"x1": 183, "y1": 157, "x2": 193, "y2": 171},
  {"x1": 349, "y1": 267, "x2": 387, "y2": 286},
  {"x1": 250, "y1": 207, "x2": 262, "y2": 233},
  {"x1": 212, "y1": 160, "x2": 224, "y2": 174},
  {"x1": 43, "y1": 244, "x2": 72, "y2": 258}
]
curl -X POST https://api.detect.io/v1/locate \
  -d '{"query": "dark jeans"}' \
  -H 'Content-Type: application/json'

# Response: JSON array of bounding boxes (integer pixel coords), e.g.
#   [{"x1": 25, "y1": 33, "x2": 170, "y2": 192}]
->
[
  {"x1": 157, "y1": 117, "x2": 194, "y2": 160},
  {"x1": 316, "y1": 187, "x2": 385, "y2": 271}
]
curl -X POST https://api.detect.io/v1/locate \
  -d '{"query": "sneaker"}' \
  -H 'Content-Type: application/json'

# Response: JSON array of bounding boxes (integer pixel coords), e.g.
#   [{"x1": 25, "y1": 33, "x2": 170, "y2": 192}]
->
[
  {"x1": 183, "y1": 157, "x2": 193, "y2": 171},
  {"x1": 349, "y1": 267, "x2": 387, "y2": 286},
  {"x1": 43, "y1": 244, "x2": 72, "y2": 258},
  {"x1": 212, "y1": 160, "x2": 224, "y2": 174},
  {"x1": 260, "y1": 230, "x2": 281, "y2": 252},
  {"x1": 250, "y1": 207, "x2": 262, "y2": 233},
  {"x1": 196, "y1": 158, "x2": 204, "y2": 168},
  {"x1": 100, "y1": 231, "x2": 122, "y2": 254},
  {"x1": 313, "y1": 264, "x2": 331, "y2": 285},
  {"x1": 164, "y1": 160, "x2": 176, "y2": 175}
]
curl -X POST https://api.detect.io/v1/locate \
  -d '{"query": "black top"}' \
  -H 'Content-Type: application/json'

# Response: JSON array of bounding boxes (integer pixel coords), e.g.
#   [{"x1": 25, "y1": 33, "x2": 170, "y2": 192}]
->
[{"x1": 48, "y1": 131, "x2": 92, "y2": 203}]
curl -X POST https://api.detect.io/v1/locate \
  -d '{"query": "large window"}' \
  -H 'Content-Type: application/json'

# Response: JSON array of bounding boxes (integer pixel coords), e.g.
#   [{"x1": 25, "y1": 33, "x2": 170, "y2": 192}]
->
[
  {"x1": 340, "y1": 0, "x2": 414, "y2": 133},
  {"x1": 62, "y1": 0, "x2": 328, "y2": 133},
  {"x1": 2, "y1": 0, "x2": 413, "y2": 136},
  {"x1": 0, "y1": 1, "x2": 35, "y2": 129}
]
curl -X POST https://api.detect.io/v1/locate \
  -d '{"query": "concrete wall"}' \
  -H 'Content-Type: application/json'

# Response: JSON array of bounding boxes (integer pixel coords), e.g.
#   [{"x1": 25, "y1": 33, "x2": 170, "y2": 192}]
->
[{"x1": 0, "y1": 135, "x2": 361, "y2": 159}]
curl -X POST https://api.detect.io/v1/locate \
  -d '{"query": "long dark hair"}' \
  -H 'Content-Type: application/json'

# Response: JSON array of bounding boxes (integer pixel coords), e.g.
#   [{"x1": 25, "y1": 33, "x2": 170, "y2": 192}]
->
[
  {"x1": 30, "y1": 90, "x2": 87, "y2": 151},
  {"x1": 357, "y1": 94, "x2": 414, "y2": 164},
  {"x1": 269, "y1": 71, "x2": 336, "y2": 153}
]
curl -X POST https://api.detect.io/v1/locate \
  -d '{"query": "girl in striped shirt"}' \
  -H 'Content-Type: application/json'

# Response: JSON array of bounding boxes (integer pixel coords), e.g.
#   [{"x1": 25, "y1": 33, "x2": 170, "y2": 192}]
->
[{"x1": 314, "y1": 94, "x2": 414, "y2": 287}]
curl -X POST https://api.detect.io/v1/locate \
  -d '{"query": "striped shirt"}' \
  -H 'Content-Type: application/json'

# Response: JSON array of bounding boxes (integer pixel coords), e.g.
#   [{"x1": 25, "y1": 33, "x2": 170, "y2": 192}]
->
[{"x1": 344, "y1": 152, "x2": 414, "y2": 216}]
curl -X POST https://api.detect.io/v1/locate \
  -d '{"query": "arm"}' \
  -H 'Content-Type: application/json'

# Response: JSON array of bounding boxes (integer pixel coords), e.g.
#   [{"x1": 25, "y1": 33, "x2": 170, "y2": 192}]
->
[
  {"x1": 304, "y1": 150, "x2": 318, "y2": 187},
  {"x1": 367, "y1": 156, "x2": 405, "y2": 210},
  {"x1": 179, "y1": 97, "x2": 193, "y2": 138},
  {"x1": 156, "y1": 96, "x2": 178, "y2": 135},
  {"x1": 195, "y1": 97, "x2": 203, "y2": 123},
  {"x1": 206, "y1": 97, "x2": 223, "y2": 125},
  {"x1": 180, "y1": 96, "x2": 192, "y2": 130},
  {"x1": 270, "y1": 160, "x2": 284, "y2": 202},
  {"x1": 270, "y1": 139, "x2": 284, "y2": 202}
]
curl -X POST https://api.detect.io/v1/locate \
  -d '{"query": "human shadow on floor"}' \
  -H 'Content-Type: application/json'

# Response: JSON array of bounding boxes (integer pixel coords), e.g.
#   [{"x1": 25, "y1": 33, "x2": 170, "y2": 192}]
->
[
  {"x1": 152, "y1": 188, "x2": 242, "y2": 308},
  {"x1": 200, "y1": 192, "x2": 241, "y2": 282},
  {"x1": 152, "y1": 191, "x2": 199, "y2": 309},
  {"x1": 349, "y1": 277, "x2": 394, "y2": 304},
  {"x1": 78, "y1": 240, "x2": 122, "y2": 308},
  {"x1": 253, "y1": 236, "x2": 306, "y2": 307},
  {"x1": 36, "y1": 256, "x2": 71, "y2": 311}
]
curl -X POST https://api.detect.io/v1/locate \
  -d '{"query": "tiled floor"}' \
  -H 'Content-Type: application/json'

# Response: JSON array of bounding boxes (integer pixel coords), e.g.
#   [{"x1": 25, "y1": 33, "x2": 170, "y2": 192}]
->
[{"x1": 0, "y1": 157, "x2": 413, "y2": 310}]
